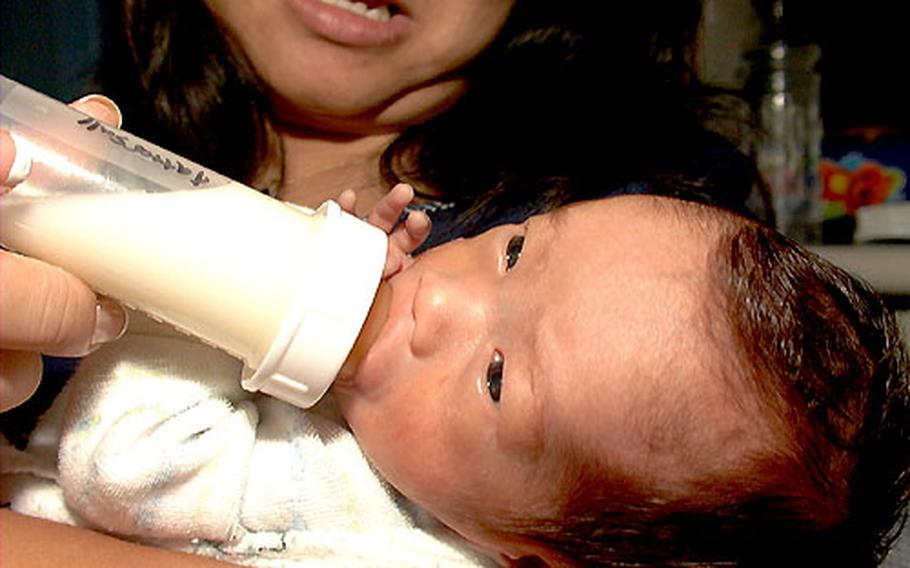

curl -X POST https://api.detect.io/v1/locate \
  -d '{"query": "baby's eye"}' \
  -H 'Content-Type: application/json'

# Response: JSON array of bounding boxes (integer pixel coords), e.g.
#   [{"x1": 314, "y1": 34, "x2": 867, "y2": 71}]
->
[
  {"x1": 505, "y1": 235, "x2": 525, "y2": 271},
  {"x1": 486, "y1": 350, "x2": 504, "y2": 404}
]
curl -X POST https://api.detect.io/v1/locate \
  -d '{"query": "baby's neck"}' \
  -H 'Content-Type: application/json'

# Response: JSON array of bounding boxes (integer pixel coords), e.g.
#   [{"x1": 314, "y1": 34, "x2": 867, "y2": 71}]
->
[{"x1": 276, "y1": 128, "x2": 396, "y2": 214}]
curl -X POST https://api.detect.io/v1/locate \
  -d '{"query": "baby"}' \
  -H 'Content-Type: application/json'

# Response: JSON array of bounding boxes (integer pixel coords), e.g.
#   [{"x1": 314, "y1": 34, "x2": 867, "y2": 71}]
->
[{"x1": 2, "y1": 189, "x2": 908, "y2": 567}]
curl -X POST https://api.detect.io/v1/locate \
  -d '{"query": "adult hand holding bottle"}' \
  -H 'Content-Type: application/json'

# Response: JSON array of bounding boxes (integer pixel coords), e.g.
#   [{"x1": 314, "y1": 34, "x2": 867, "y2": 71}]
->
[{"x1": 0, "y1": 95, "x2": 127, "y2": 412}]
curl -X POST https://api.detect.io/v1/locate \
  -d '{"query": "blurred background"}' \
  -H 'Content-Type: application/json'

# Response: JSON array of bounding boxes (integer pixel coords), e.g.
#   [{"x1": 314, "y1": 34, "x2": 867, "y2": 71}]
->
[
  {"x1": 701, "y1": 0, "x2": 909, "y2": 247},
  {"x1": 700, "y1": 0, "x2": 908, "y2": 132},
  {"x1": 0, "y1": 0, "x2": 101, "y2": 101}
]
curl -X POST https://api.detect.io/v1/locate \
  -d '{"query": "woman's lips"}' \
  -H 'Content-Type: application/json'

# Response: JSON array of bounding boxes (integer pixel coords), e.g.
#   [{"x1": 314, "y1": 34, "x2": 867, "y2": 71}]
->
[{"x1": 285, "y1": 0, "x2": 413, "y2": 47}]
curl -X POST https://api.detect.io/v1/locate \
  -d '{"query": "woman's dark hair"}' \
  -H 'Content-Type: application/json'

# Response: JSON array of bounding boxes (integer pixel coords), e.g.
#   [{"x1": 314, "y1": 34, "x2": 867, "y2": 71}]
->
[
  {"x1": 98, "y1": 0, "x2": 758, "y2": 217},
  {"x1": 498, "y1": 207, "x2": 910, "y2": 567},
  {"x1": 385, "y1": 2, "x2": 760, "y2": 234},
  {"x1": 98, "y1": 0, "x2": 276, "y2": 187}
]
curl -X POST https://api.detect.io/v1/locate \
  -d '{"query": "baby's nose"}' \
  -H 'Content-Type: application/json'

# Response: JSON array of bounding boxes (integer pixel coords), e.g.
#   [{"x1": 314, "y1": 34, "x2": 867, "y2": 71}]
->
[{"x1": 410, "y1": 272, "x2": 488, "y2": 356}]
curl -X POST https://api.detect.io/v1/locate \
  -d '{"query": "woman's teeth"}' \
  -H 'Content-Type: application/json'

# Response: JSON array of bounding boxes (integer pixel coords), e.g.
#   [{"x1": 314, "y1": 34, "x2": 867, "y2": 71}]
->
[{"x1": 317, "y1": 0, "x2": 392, "y2": 22}]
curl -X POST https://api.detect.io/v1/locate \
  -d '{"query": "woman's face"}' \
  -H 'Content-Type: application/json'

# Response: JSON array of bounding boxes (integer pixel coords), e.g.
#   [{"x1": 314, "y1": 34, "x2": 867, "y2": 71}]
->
[{"x1": 203, "y1": 0, "x2": 516, "y2": 134}]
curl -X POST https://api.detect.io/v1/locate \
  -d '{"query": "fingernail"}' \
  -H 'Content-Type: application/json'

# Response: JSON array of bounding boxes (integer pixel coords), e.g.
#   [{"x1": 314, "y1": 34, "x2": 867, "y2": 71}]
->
[
  {"x1": 73, "y1": 94, "x2": 123, "y2": 128},
  {"x1": 2, "y1": 133, "x2": 33, "y2": 187},
  {"x1": 394, "y1": 183, "x2": 414, "y2": 198},
  {"x1": 0, "y1": 351, "x2": 43, "y2": 412},
  {"x1": 90, "y1": 297, "x2": 129, "y2": 350}
]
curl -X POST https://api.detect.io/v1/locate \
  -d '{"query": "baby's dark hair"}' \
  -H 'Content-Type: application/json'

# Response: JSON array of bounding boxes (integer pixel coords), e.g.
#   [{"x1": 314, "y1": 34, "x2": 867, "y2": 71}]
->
[{"x1": 496, "y1": 206, "x2": 910, "y2": 567}]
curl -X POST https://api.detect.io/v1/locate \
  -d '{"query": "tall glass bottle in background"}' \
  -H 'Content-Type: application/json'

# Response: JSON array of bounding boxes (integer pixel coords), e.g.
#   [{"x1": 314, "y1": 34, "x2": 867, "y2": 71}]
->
[{"x1": 747, "y1": 0, "x2": 823, "y2": 243}]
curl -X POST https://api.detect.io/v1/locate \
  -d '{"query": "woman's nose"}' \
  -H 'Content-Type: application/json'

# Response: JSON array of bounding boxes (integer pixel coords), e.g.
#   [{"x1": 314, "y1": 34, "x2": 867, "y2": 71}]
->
[{"x1": 410, "y1": 272, "x2": 488, "y2": 356}]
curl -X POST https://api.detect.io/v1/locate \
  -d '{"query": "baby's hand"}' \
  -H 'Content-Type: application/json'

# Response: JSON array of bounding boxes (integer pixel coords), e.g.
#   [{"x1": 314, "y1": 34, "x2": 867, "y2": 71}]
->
[{"x1": 337, "y1": 183, "x2": 431, "y2": 278}]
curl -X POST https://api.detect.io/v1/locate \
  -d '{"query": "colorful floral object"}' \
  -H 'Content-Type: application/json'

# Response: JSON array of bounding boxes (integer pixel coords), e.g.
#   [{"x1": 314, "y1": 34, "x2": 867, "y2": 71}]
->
[{"x1": 821, "y1": 154, "x2": 906, "y2": 216}]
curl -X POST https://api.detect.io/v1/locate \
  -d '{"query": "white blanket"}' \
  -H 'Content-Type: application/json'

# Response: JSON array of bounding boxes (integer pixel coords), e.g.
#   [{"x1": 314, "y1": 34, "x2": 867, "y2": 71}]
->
[{"x1": 0, "y1": 312, "x2": 492, "y2": 567}]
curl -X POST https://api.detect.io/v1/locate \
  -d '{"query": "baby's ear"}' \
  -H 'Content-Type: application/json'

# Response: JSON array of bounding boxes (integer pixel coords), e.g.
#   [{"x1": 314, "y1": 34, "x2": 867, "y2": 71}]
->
[
  {"x1": 460, "y1": 527, "x2": 563, "y2": 567},
  {"x1": 504, "y1": 553, "x2": 549, "y2": 567},
  {"x1": 492, "y1": 540, "x2": 566, "y2": 567}
]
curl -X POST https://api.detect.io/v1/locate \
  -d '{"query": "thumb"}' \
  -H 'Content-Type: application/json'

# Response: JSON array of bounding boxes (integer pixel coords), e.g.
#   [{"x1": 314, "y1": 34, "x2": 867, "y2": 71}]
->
[
  {"x1": 1, "y1": 95, "x2": 121, "y2": 190},
  {"x1": 70, "y1": 94, "x2": 122, "y2": 128},
  {"x1": 0, "y1": 252, "x2": 127, "y2": 357}
]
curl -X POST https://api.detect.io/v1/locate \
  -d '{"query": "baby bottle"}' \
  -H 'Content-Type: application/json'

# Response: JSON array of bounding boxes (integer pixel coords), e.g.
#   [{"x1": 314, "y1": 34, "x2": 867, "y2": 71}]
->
[{"x1": 0, "y1": 75, "x2": 387, "y2": 408}]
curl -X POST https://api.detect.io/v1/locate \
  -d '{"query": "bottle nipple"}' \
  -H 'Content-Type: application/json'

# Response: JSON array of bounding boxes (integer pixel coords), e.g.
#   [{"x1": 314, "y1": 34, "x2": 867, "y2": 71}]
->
[{"x1": 337, "y1": 280, "x2": 392, "y2": 383}]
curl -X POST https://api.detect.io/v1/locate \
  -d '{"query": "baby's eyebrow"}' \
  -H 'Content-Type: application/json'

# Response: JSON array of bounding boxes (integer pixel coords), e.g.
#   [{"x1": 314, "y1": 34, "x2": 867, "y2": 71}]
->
[
  {"x1": 549, "y1": 205, "x2": 571, "y2": 234},
  {"x1": 520, "y1": 214, "x2": 563, "y2": 460},
  {"x1": 525, "y1": 345, "x2": 550, "y2": 460},
  {"x1": 530, "y1": 208, "x2": 560, "y2": 274}
]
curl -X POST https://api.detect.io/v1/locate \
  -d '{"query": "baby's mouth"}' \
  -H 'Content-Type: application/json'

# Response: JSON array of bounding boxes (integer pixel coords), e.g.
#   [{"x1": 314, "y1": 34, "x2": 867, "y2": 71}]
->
[{"x1": 315, "y1": 0, "x2": 402, "y2": 22}]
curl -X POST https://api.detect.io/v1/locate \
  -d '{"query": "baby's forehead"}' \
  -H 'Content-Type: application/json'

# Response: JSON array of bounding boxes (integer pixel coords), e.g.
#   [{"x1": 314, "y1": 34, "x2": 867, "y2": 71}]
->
[
  {"x1": 544, "y1": 352, "x2": 769, "y2": 502},
  {"x1": 534, "y1": 197, "x2": 760, "y2": 488},
  {"x1": 537, "y1": 197, "x2": 729, "y2": 292},
  {"x1": 559, "y1": 194, "x2": 738, "y2": 230}
]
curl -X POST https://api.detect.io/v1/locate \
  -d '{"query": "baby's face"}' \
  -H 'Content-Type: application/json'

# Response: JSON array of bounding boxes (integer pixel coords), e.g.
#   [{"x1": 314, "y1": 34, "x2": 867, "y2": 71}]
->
[{"x1": 333, "y1": 196, "x2": 744, "y2": 559}]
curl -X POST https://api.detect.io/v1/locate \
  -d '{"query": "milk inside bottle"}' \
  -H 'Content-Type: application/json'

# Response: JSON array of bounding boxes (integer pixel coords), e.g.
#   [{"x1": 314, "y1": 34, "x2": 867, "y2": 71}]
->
[{"x1": 0, "y1": 75, "x2": 387, "y2": 408}]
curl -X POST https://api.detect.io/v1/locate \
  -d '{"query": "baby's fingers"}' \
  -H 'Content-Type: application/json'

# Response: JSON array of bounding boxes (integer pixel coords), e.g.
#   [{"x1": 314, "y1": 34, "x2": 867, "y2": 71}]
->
[
  {"x1": 390, "y1": 210, "x2": 431, "y2": 256},
  {"x1": 384, "y1": 210, "x2": 430, "y2": 277},
  {"x1": 336, "y1": 189, "x2": 357, "y2": 214},
  {"x1": 368, "y1": 183, "x2": 413, "y2": 233}
]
